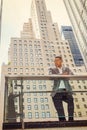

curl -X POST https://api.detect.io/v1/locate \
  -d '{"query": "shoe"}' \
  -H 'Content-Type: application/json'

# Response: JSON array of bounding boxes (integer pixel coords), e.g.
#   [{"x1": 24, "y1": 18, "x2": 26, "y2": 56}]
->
[
  {"x1": 59, "y1": 117, "x2": 66, "y2": 121},
  {"x1": 69, "y1": 117, "x2": 73, "y2": 121}
]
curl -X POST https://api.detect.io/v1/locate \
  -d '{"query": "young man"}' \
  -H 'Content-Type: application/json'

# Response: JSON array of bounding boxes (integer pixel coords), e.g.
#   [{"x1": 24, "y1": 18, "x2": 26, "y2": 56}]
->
[{"x1": 49, "y1": 56, "x2": 74, "y2": 121}]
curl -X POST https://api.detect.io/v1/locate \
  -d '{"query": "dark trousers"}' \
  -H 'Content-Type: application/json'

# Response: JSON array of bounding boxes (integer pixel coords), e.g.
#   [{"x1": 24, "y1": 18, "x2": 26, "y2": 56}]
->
[{"x1": 52, "y1": 92, "x2": 74, "y2": 121}]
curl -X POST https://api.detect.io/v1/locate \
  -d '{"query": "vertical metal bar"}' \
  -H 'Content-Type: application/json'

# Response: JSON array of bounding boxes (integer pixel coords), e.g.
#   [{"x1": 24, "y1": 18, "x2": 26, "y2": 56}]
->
[
  {"x1": 21, "y1": 79, "x2": 24, "y2": 130},
  {"x1": 19, "y1": 79, "x2": 24, "y2": 129},
  {"x1": 4, "y1": 77, "x2": 8, "y2": 122}
]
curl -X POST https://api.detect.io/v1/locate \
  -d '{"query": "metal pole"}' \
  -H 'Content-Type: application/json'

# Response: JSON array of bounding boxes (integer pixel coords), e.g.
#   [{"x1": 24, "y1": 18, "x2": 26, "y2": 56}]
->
[
  {"x1": 21, "y1": 79, "x2": 24, "y2": 129},
  {"x1": 19, "y1": 92, "x2": 24, "y2": 130}
]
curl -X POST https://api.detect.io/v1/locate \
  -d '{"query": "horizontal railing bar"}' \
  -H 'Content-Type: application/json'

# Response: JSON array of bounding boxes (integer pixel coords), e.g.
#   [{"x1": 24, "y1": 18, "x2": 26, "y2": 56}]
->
[
  {"x1": 5, "y1": 115, "x2": 87, "y2": 120},
  {"x1": 18, "y1": 91, "x2": 87, "y2": 93},
  {"x1": 3, "y1": 120, "x2": 87, "y2": 129},
  {"x1": 5, "y1": 75, "x2": 87, "y2": 80}
]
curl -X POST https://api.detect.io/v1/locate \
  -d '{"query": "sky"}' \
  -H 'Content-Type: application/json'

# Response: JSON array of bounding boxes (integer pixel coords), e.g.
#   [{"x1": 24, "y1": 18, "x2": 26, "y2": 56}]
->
[{"x1": 0, "y1": 0, "x2": 71, "y2": 73}]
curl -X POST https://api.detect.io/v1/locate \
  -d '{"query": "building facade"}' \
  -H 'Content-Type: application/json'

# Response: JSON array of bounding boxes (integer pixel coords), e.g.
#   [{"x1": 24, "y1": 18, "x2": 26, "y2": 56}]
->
[
  {"x1": 61, "y1": 26, "x2": 84, "y2": 66},
  {"x1": 1, "y1": 0, "x2": 87, "y2": 127},
  {"x1": 63, "y1": 0, "x2": 87, "y2": 67}
]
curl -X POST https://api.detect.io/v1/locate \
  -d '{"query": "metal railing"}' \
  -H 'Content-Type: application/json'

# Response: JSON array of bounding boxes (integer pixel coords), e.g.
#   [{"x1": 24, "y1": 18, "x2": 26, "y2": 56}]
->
[{"x1": 3, "y1": 75, "x2": 87, "y2": 129}]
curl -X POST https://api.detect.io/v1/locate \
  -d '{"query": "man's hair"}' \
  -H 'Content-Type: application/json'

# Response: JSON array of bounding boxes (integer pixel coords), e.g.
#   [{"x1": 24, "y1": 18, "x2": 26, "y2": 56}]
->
[{"x1": 55, "y1": 56, "x2": 62, "y2": 60}]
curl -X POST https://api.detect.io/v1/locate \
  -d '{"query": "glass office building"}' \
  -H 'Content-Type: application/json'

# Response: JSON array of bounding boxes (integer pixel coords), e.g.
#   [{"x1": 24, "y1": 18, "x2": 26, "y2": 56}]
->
[
  {"x1": 61, "y1": 26, "x2": 84, "y2": 66},
  {"x1": 63, "y1": 0, "x2": 87, "y2": 67}
]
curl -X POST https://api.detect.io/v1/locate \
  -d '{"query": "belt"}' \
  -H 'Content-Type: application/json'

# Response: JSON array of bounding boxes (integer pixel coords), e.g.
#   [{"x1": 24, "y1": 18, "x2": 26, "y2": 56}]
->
[{"x1": 59, "y1": 88, "x2": 67, "y2": 91}]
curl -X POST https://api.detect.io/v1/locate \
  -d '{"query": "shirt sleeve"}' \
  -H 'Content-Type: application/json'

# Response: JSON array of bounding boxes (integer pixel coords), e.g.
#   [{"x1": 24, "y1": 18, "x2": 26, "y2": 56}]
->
[
  {"x1": 68, "y1": 68, "x2": 74, "y2": 75},
  {"x1": 63, "y1": 67, "x2": 74, "y2": 75},
  {"x1": 48, "y1": 68, "x2": 52, "y2": 75}
]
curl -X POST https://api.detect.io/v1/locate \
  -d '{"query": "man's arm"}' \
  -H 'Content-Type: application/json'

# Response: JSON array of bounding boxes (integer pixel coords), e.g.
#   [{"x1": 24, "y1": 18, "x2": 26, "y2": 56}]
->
[
  {"x1": 49, "y1": 68, "x2": 53, "y2": 75},
  {"x1": 62, "y1": 67, "x2": 73, "y2": 75}
]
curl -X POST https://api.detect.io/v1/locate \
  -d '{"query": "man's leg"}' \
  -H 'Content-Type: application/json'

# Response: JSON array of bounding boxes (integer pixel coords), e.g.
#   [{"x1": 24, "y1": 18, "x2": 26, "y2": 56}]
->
[
  {"x1": 64, "y1": 93, "x2": 74, "y2": 121},
  {"x1": 52, "y1": 93, "x2": 66, "y2": 121}
]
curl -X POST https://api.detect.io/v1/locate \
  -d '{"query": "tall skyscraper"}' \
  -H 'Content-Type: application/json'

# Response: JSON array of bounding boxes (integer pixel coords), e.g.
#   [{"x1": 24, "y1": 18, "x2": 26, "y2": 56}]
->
[
  {"x1": 63, "y1": 0, "x2": 87, "y2": 67},
  {"x1": 31, "y1": 0, "x2": 61, "y2": 41},
  {"x1": 1, "y1": 0, "x2": 87, "y2": 128},
  {"x1": 61, "y1": 26, "x2": 84, "y2": 66}
]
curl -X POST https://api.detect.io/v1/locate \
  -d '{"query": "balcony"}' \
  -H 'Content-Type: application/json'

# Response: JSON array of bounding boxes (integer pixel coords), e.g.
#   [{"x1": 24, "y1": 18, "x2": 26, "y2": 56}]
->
[{"x1": 2, "y1": 75, "x2": 87, "y2": 129}]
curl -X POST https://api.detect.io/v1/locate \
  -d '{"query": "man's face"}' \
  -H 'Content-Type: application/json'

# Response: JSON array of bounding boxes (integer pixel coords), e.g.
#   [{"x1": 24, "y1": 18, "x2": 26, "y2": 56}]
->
[{"x1": 54, "y1": 57, "x2": 62, "y2": 68}]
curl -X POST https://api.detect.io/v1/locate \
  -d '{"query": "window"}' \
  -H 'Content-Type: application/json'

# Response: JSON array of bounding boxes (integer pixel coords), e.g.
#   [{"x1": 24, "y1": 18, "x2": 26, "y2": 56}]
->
[
  {"x1": 25, "y1": 68, "x2": 29, "y2": 73},
  {"x1": 74, "y1": 112, "x2": 77, "y2": 117},
  {"x1": 84, "y1": 104, "x2": 87, "y2": 108},
  {"x1": 32, "y1": 80, "x2": 36, "y2": 84},
  {"x1": 26, "y1": 85, "x2": 30, "y2": 90},
  {"x1": 46, "y1": 112, "x2": 50, "y2": 118},
  {"x1": 26, "y1": 80, "x2": 30, "y2": 83},
  {"x1": 25, "y1": 63, "x2": 29, "y2": 66},
  {"x1": 74, "y1": 98, "x2": 78, "y2": 102},
  {"x1": 20, "y1": 58, "x2": 23, "y2": 61},
  {"x1": 72, "y1": 85, "x2": 74, "y2": 89},
  {"x1": 31, "y1": 63, "x2": 34, "y2": 66},
  {"x1": 34, "y1": 105, "x2": 38, "y2": 110},
  {"x1": 25, "y1": 58, "x2": 28, "y2": 62},
  {"x1": 24, "y1": 41, "x2": 27, "y2": 43},
  {"x1": 80, "y1": 92, "x2": 83, "y2": 95},
  {"x1": 34, "y1": 98, "x2": 38, "y2": 103},
  {"x1": 44, "y1": 93, "x2": 47, "y2": 96},
  {"x1": 33, "y1": 93, "x2": 37, "y2": 96},
  {"x1": 38, "y1": 80, "x2": 42, "y2": 83},
  {"x1": 19, "y1": 49, "x2": 22, "y2": 52},
  {"x1": 40, "y1": 98, "x2": 44, "y2": 103},
  {"x1": 78, "y1": 112, "x2": 82, "y2": 117},
  {"x1": 14, "y1": 68, "x2": 17, "y2": 72},
  {"x1": 43, "y1": 85, "x2": 46, "y2": 89},
  {"x1": 28, "y1": 112, "x2": 32, "y2": 119},
  {"x1": 20, "y1": 62, "x2": 23, "y2": 66},
  {"x1": 19, "y1": 44, "x2": 22, "y2": 48},
  {"x1": 76, "y1": 104, "x2": 80, "y2": 109},
  {"x1": 14, "y1": 44, "x2": 17, "y2": 46},
  {"x1": 45, "y1": 104, "x2": 49, "y2": 109},
  {"x1": 14, "y1": 58, "x2": 17, "y2": 61},
  {"x1": 44, "y1": 98, "x2": 48, "y2": 102},
  {"x1": 39, "y1": 85, "x2": 42, "y2": 90},
  {"x1": 19, "y1": 40, "x2": 22, "y2": 42},
  {"x1": 27, "y1": 105, "x2": 31, "y2": 110},
  {"x1": 78, "y1": 85, "x2": 81, "y2": 89},
  {"x1": 20, "y1": 68, "x2": 23, "y2": 73},
  {"x1": 41, "y1": 104, "x2": 45, "y2": 110},
  {"x1": 84, "y1": 86, "x2": 87, "y2": 89},
  {"x1": 14, "y1": 62, "x2": 17, "y2": 66},
  {"x1": 14, "y1": 53, "x2": 17, "y2": 56},
  {"x1": 27, "y1": 93, "x2": 31, "y2": 96},
  {"x1": 27, "y1": 98, "x2": 31, "y2": 103},
  {"x1": 8, "y1": 68, "x2": 11, "y2": 72},
  {"x1": 14, "y1": 48, "x2": 17, "y2": 52},
  {"x1": 33, "y1": 85, "x2": 36, "y2": 90},
  {"x1": 82, "y1": 98, "x2": 85, "y2": 102},
  {"x1": 42, "y1": 112, "x2": 46, "y2": 118},
  {"x1": 35, "y1": 112, "x2": 39, "y2": 118},
  {"x1": 14, "y1": 86, "x2": 17, "y2": 89},
  {"x1": 31, "y1": 68, "x2": 35, "y2": 71},
  {"x1": 86, "y1": 111, "x2": 87, "y2": 115},
  {"x1": 40, "y1": 93, "x2": 43, "y2": 96}
]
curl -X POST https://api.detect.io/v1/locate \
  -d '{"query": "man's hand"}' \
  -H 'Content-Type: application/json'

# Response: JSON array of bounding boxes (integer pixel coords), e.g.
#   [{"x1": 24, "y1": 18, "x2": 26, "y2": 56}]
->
[{"x1": 62, "y1": 72, "x2": 69, "y2": 75}]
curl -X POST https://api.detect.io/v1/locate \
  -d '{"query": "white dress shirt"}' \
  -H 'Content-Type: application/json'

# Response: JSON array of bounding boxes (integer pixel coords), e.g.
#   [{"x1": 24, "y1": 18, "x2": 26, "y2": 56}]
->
[{"x1": 57, "y1": 67, "x2": 65, "y2": 89}]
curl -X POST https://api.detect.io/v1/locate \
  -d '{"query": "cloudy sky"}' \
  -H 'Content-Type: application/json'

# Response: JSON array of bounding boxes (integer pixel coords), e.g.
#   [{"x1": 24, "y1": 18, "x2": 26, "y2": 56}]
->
[{"x1": 0, "y1": 0, "x2": 71, "y2": 72}]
